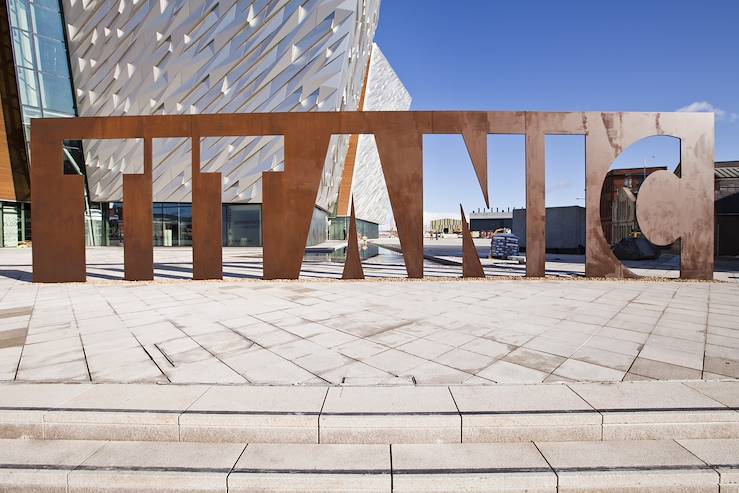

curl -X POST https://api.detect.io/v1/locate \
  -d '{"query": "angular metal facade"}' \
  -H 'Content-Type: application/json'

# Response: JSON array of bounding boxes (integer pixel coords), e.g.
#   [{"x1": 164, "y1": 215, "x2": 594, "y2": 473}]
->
[
  {"x1": 351, "y1": 43, "x2": 411, "y2": 226},
  {"x1": 62, "y1": 0, "x2": 381, "y2": 211}
]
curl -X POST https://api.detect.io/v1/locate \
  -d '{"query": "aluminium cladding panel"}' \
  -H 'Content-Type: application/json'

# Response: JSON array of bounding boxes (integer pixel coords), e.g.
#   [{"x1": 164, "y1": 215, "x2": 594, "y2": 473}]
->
[
  {"x1": 62, "y1": 0, "x2": 380, "y2": 208},
  {"x1": 351, "y1": 43, "x2": 412, "y2": 227}
]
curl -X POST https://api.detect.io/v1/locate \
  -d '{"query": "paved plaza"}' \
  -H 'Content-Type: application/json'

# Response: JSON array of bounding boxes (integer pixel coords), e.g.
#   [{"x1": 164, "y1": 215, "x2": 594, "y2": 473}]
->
[
  {"x1": 0, "y1": 246, "x2": 737, "y2": 385},
  {"x1": 3, "y1": 242, "x2": 738, "y2": 282}
]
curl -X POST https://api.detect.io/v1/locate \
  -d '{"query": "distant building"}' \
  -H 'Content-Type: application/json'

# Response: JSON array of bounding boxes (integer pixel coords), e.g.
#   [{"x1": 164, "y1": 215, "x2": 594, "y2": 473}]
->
[
  {"x1": 611, "y1": 187, "x2": 637, "y2": 245},
  {"x1": 600, "y1": 167, "x2": 666, "y2": 245},
  {"x1": 430, "y1": 218, "x2": 462, "y2": 234},
  {"x1": 715, "y1": 161, "x2": 739, "y2": 256},
  {"x1": 468, "y1": 211, "x2": 513, "y2": 237},
  {"x1": 513, "y1": 205, "x2": 585, "y2": 254}
]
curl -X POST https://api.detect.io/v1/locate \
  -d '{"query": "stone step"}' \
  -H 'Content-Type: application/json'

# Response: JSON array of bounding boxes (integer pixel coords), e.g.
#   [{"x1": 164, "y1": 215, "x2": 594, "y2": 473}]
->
[
  {"x1": 1, "y1": 380, "x2": 737, "y2": 444},
  {"x1": 0, "y1": 437, "x2": 737, "y2": 492}
]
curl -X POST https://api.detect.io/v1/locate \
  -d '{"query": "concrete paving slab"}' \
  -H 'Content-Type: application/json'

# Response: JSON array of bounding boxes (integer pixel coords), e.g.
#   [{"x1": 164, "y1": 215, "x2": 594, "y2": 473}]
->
[
  {"x1": 68, "y1": 441, "x2": 245, "y2": 493},
  {"x1": 570, "y1": 381, "x2": 739, "y2": 439},
  {"x1": 230, "y1": 444, "x2": 390, "y2": 492},
  {"x1": 685, "y1": 380, "x2": 739, "y2": 407},
  {"x1": 180, "y1": 386, "x2": 328, "y2": 443},
  {"x1": 678, "y1": 438, "x2": 739, "y2": 492},
  {"x1": 450, "y1": 384, "x2": 600, "y2": 442},
  {"x1": 1, "y1": 263, "x2": 738, "y2": 387},
  {"x1": 39, "y1": 384, "x2": 210, "y2": 441},
  {"x1": 0, "y1": 439, "x2": 103, "y2": 493},
  {"x1": 0, "y1": 383, "x2": 93, "y2": 439},
  {"x1": 320, "y1": 386, "x2": 460, "y2": 443},
  {"x1": 391, "y1": 443, "x2": 556, "y2": 492},
  {"x1": 538, "y1": 439, "x2": 718, "y2": 493}
]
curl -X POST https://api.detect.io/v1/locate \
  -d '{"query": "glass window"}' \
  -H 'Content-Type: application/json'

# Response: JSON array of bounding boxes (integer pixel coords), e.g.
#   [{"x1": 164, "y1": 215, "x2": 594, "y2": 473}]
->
[
  {"x1": 41, "y1": 108, "x2": 75, "y2": 118},
  {"x1": 35, "y1": 36, "x2": 68, "y2": 76},
  {"x1": 30, "y1": 4, "x2": 64, "y2": 40},
  {"x1": 11, "y1": 28, "x2": 34, "y2": 68},
  {"x1": 21, "y1": 105, "x2": 42, "y2": 125},
  {"x1": 23, "y1": 202, "x2": 31, "y2": 241},
  {"x1": 84, "y1": 204, "x2": 104, "y2": 246},
  {"x1": 329, "y1": 216, "x2": 348, "y2": 240},
  {"x1": 107, "y1": 202, "x2": 123, "y2": 246},
  {"x1": 17, "y1": 68, "x2": 40, "y2": 107},
  {"x1": 161, "y1": 204, "x2": 178, "y2": 246},
  {"x1": 2, "y1": 203, "x2": 19, "y2": 247},
  {"x1": 153, "y1": 203, "x2": 164, "y2": 246},
  {"x1": 62, "y1": 139, "x2": 84, "y2": 174},
  {"x1": 8, "y1": 0, "x2": 31, "y2": 32},
  {"x1": 38, "y1": 73, "x2": 74, "y2": 113},
  {"x1": 9, "y1": 0, "x2": 79, "y2": 154},
  {"x1": 223, "y1": 204, "x2": 261, "y2": 247},
  {"x1": 179, "y1": 204, "x2": 192, "y2": 246},
  {"x1": 32, "y1": 0, "x2": 61, "y2": 10}
]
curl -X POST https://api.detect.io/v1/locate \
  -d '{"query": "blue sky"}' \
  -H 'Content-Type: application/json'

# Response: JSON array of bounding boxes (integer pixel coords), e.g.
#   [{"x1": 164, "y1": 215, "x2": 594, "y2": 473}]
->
[{"x1": 374, "y1": 0, "x2": 739, "y2": 219}]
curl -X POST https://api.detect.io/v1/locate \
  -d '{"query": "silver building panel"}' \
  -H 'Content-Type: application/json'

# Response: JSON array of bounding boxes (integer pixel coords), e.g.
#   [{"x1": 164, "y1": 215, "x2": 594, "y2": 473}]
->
[
  {"x1": 62, "y1": 0, "x2": 380, "y2": 207},
  {"x1": 352, "y1": 43, "x2": 411, "y2": 226}
]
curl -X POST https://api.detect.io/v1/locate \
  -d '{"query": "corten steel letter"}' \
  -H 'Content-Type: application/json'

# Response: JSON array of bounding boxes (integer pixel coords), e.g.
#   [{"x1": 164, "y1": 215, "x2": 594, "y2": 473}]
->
[
  {"x1": 262, "y1": 118, "x2": 333, "y2": 279},
  {"x1": 635, "y1": 114, "x2": 714, "y2": 279},
  {"x1": 525, "y1": 113, "x2": 546, "y2": 277},
  {"x1": 342, "y1": 201, "x2": 364, "y2": 280},
  {"x1": 29, "y1": 111, "x2": 715, "y2": 283},
  {"x1": 584, "y1": 112, "x2": 715, "y2": 280},
  {"x1": 192, "y1": 135, "x2": 223, "y2": 280},
  {"x1": 123, "y1": 137, "x2": 153, "y2": 281},
  {"x1": 585, "y1": 113, "x2": 638, "y2": 278},
  {"x1": 431, "y1": 112, "x2": 491, "y2": 207},
  {"x1": 31, "y1": 122, "x2": 86, "y2": 283},
  {"x1": 461, "y1": 205, "x2": 485, "y2": 278},
  {"x1": 374, "y1": 113, "x2": 427, "y2": 278}
]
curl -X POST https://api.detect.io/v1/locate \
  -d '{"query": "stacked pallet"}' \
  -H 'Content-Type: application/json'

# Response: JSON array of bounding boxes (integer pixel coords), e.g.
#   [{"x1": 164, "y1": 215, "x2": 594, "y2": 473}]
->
[{"x1": 491, "y1": 233, "x2": 519, "y2": 258}]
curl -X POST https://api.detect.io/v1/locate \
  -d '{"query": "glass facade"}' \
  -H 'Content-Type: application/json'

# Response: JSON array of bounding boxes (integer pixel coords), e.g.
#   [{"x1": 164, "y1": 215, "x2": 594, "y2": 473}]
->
[
  {"x1": 222, "y1": 204, "x2": 261, "y2": 247},
  {"x1": 6, "y1": 0, "x2": 94, "y2": 245},
  {"x1": 0, "y1": 198, "x2": 348, "y2": 248},
  {"x1": 329, "y1": 216, "x2": 379, "y2": 240},
  {"x1": 307, "y1": 208, "x2": 329, "y2": 246},
  {"x1": 109, "y1": 203, "x2": 263, "y2": 247},
  {"x1": 84, "y1": 203, "x2": 105, "y2": 246},
  {"x1": 0, "y1": 201, "x2": 31, "y2": 247},
  {"x1": 7, "y1": 0, "x2": 77, "y2": 139},
  {"x1": 154, "y1": 203, "x2": 193, "y2": 246}
]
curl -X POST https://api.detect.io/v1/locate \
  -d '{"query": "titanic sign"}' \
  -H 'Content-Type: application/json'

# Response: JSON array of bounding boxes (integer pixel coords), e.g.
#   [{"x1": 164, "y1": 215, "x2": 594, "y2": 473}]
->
[{"x1": 30, "y1": 111, "x2": 714, "y2": 282}]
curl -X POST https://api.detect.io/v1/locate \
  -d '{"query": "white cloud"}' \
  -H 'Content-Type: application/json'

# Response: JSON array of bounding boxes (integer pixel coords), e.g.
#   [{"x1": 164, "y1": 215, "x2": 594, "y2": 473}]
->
[
  {"x1": 546, "y1": 179, "x2": 573, "y2": 193},
  {"x1": 676, "y1": 101, "x2": 735, "y2": 122}
]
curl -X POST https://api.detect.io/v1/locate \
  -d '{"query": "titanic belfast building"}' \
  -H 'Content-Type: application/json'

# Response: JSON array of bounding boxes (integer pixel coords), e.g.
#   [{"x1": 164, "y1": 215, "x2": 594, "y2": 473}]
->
[{"x1": 0, "y1": 0, "x2": 408, "y2": 247}]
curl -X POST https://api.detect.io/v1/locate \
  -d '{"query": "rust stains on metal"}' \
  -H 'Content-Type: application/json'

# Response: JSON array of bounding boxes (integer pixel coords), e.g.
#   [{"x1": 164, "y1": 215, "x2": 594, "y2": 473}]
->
[
  {"x1": 192, "y1": 135, "x2": 223, "y2": 280},
  {"x1": 31, "y1": 128, "x2": 85, "y2": 283},
  {"x1": 123, "y1": 137, "x2": 153, "y2": 281},
  {"x1": 342, "y1": 201, "x2": 365, "y2": 280},
  {"x1": 461, "y1": 204, "x2": 485, "y2": 278},
  {"x1": 373, "y1": 113, "x2": 427, "y2": 279},
  {"x1": 524, "y1": 113, "x2": 546, "y2": 278},
  {"x1": 29, "y1": 111, "x2": 715, "y2": 283},
  {"x1": 263, "y1": 116, "x2": 334, "y2": 279}
]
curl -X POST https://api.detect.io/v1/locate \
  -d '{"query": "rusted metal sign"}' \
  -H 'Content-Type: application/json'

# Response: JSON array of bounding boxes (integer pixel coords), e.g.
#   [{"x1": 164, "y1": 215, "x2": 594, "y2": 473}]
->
[{"x1": 30, "y1": 111, "x2": 714, "y2": 282}]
